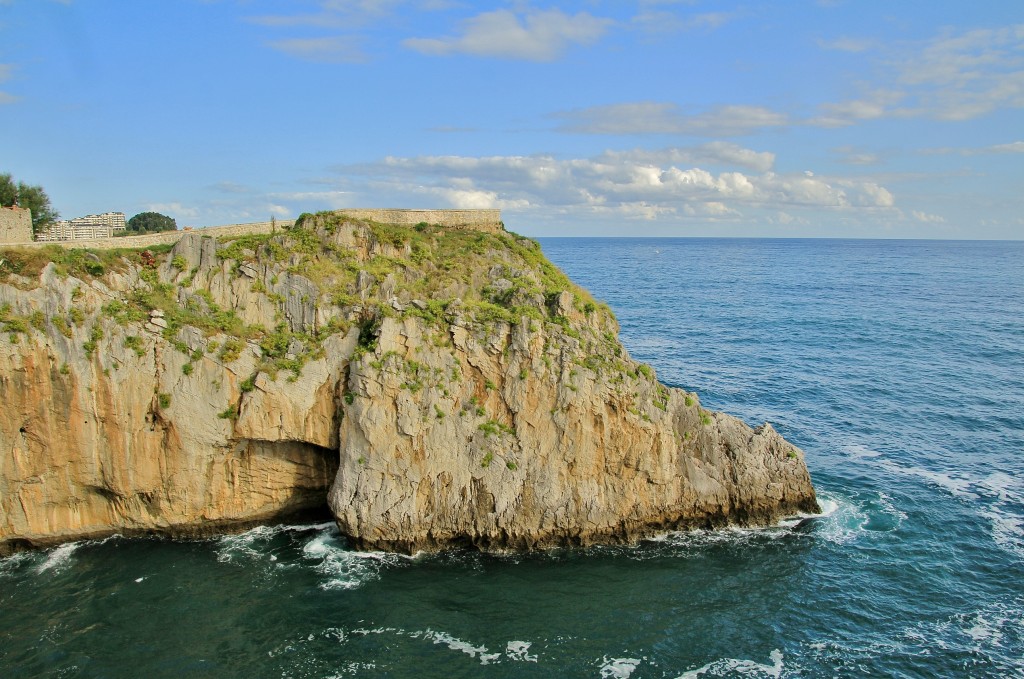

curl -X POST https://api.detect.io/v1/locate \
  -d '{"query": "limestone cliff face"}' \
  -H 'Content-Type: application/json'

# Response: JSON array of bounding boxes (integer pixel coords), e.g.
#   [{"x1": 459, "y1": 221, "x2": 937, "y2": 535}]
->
[{"x1": 0, "y1": 213, "x2": 817, "y2": 554}]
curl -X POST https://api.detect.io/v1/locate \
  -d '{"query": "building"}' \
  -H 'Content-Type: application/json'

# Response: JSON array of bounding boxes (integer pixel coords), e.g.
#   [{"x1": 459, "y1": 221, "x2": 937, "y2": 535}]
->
[{"x1": 37, "y1": 212, "x2": 127, "y2": 242}]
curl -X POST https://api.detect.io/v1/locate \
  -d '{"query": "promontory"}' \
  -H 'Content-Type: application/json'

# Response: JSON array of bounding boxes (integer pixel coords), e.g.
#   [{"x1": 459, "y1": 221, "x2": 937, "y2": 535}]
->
[{"x1": 0, "y1": 210, "x2": 818, "y2": 555}]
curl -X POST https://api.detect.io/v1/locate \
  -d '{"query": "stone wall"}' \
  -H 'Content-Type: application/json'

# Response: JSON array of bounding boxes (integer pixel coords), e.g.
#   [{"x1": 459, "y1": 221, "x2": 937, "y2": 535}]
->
[
  {"x1": 0, "y1": 209, "x2": 503, "y2": 250},
  {"x1": 0, "y1": 207, "x2": 33, "y2": 244},
  {"x1": 334, "y1": 209, "x2": 503, "y2": 232}
]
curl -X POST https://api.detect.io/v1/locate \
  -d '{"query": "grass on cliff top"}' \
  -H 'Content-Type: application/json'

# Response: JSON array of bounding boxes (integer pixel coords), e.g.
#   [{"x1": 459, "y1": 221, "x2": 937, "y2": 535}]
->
[
  {"x1": 1, "y1": 212, "x2": 628, "y2": 383},
  {"x1": 270, "y1": 211, "x2": 610, "y2": 329},
  {"x1": 0, "y1": 243, "x2": 174, "y2": 282}
]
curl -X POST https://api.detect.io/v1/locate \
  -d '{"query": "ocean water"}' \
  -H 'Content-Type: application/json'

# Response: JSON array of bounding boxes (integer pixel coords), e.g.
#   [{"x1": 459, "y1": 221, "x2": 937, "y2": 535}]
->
[{"x1": 2, "y1": 238, "x2": 1023, "y2": 678}]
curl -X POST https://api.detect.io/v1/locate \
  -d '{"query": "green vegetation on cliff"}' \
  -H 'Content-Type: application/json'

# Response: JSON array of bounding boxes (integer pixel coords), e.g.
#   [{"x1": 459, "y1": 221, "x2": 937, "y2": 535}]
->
[{"x1": 0, "y1": 211, "x2": 644, "y2": 385}]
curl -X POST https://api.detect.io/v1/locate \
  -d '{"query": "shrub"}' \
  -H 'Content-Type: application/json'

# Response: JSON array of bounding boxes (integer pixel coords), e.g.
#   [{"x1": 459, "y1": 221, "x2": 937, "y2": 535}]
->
[
  {"x1": 158, "y1": 393, "x2": 172, "y2": 409},
  {"x1": 124, "y1": 335, "x2": 146, "y2": 357},
  {"x1": 220, "y1": 338, "x2": 244, "y2": 363}
]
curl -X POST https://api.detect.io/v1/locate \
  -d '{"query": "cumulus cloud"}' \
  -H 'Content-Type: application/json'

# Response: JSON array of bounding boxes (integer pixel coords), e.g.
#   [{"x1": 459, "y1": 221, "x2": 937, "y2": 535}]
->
[
  {"x1": 336, "y1": 150, "x2": 897, "y2": 222},
  {"x1": 403, "y1": 8, "x2": 611, "y2": 61},
  {"x1": 553, "y1": 102, "x2": 790, "y2": 137},
  {"x1": 267, "y1": 36, "x2": 367, "y2": 63}
]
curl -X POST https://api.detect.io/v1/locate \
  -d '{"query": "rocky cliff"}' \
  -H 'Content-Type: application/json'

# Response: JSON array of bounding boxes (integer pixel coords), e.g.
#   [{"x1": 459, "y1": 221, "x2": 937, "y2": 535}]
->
[{"x1": 0, "y1": 212, "x2": 818, "y2": 554}]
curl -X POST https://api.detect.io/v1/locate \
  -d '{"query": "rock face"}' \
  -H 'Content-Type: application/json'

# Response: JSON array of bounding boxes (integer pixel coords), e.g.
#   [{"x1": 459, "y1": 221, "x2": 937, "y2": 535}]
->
[{"x1": 0, "y1": 213, "x2": 818, "y2": 555}]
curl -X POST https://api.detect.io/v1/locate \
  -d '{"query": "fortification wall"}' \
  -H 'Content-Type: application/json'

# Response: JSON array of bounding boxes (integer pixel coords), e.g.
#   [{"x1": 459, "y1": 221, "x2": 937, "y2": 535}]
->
[
  {"x1": 0, "y1": 209, "x2": 502, "y2": 250},
  {"x1": 0, "y1": 207, "x2": 33, "y2": 244},
  {"x1": 335, "y1": 209, "x2": 503, "y2": 231}
]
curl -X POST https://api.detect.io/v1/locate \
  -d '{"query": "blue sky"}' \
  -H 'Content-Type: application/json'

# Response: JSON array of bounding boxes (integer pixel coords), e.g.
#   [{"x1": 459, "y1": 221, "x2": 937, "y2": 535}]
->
[{"x1": 1, "y1": 1, "x2": 1022, "y2": 238}]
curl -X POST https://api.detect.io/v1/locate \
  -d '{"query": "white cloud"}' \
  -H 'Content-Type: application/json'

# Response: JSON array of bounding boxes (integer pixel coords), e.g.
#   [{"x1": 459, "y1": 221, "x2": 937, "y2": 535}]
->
[
  {"x1": 403, "y1": 8, "x2": 611, "y2": 61},
  {"x1": 632, "y1": 9, "x2": 736, "y2": 34},
  {"x1": 988, "y1": 141, "x2": 1024, "y2": 154},
  {"x1": 338, "y1": 150, "x2": 897, "y2": 223},
  {"x1": 814, "y1": 24, "x2": 1024, "y2": 125},
  {"x1": 922, "y1": 140, "x2": 1024, "y2": 156},
  {"x1": 831, "y1": 146, "x2": 883, "y2": 165},
  {"x1": 600, "y1": 142, "x2": 776, "y2": 172},
  {"x1": 553, "y1": 101, "x2": 790, "y2": 137},
  {"x1": 911, "y1": 210, "x2": 945, "y2": 223},
  {"x1": 811, "y1": 89, "x2": 907, "y2": 127},
  {"x1": 267, "y1": 36, "x2": 366, "y2": 63}
]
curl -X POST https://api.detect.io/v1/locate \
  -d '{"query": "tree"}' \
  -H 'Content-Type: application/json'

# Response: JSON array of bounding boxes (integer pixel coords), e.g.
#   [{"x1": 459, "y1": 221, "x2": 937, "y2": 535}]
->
[
  {"x1": 0, "y1": 173, "x2": 59, "y2": 235},
  {"x1": 0, "y1": 174, "x2": 16, "y2": 207},
  {"x1": 127, "y1": 212, "x2": 177, "y2": 234}
]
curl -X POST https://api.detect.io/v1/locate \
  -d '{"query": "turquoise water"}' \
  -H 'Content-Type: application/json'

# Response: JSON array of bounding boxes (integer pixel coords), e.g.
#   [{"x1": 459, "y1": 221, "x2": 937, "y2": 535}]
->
[{"x1": 2, "y1": 238, "x2": 1023, "y2": 677}]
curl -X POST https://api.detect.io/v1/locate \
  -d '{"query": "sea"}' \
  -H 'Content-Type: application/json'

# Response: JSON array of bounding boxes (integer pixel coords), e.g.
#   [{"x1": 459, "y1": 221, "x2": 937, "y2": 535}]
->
[{"x1": 2, "y1": 238, "x2": 1022, "y2": 678}]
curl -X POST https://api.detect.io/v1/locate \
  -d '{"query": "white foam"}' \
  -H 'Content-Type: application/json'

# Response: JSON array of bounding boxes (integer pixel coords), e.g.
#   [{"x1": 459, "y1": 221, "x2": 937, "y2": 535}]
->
[
  {"x1": 805, "y1": 596, "x2": 1024, "y2": 672},
  {"x1": 506, "y1": 640, "x2": 538, "y2": 662},
  {"x1": 301, "y1": 528, "x2": 407, "y2": 591},
  {"x1": 599, "y1": 656, "x2": 642, "y2": 678},
  {"x1": 421, "y1": 629, "x2": 501, "y2": 665},
  {"x1": 0, "y1": 551, "x2": 33, "y2": 576},
  {"x1": 844, "y1": 442, "x2": 1024, "y2": 561},
  {"x1": 35, "y1": 542, "x2": 79, "y2": 574},
  {"x1": 677, "y1": 649, "x2": 784, "y2": 678}
]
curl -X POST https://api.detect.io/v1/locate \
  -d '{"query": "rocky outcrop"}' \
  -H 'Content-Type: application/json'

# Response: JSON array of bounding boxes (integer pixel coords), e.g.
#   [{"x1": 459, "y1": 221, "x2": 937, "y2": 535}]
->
[{"x1": 0, "y1": 213, "x2": 817, "y2": 554}]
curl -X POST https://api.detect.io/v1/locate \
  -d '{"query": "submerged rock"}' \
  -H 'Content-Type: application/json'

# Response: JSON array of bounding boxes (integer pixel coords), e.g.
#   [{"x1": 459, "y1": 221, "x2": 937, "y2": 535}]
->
[{"x1": 0, "y1": 212, "x2": 817, "y2": 555}]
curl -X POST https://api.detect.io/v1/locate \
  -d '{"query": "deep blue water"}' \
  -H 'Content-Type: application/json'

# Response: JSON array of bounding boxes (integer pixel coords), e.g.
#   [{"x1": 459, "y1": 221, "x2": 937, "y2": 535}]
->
[{"x1": 2, "y1": 238, "x2": 1023, "y2": 678}]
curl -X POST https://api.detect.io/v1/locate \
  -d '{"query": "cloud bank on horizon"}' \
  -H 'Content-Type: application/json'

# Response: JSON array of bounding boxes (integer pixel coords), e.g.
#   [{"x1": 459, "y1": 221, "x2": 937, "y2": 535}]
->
[{"x1": 1, "y1": 0, "x2": 1021, "y2": 238}]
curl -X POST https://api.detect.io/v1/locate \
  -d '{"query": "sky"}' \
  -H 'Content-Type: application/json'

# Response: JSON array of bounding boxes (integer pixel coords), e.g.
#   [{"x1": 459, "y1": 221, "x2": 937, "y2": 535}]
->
[{"x1": 1, "y1": 1, "x2": 1022, "y2": 238}]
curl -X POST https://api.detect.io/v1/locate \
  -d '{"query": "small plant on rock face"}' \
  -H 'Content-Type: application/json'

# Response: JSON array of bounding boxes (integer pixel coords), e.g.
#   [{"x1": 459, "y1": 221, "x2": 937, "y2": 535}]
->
[{"x1": 158, "y1": 393, "x2": 172, "y2": 409}]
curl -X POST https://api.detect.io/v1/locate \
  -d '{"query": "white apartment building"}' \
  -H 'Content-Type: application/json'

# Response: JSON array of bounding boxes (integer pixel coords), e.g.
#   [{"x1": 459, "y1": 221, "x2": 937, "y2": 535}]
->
[{"x1": 37, "y1": 212, "x2": 127, "y2": 241}]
